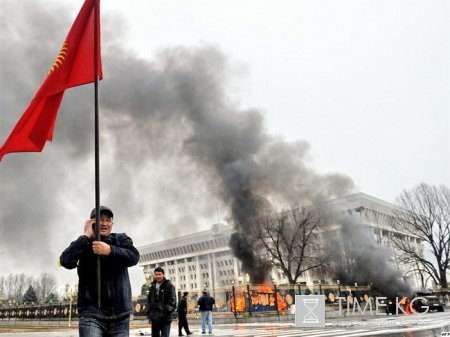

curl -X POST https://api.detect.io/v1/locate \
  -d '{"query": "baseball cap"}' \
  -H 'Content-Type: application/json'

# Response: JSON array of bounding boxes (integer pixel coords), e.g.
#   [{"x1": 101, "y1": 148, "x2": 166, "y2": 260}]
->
[{"x1": 90, "y1": 206, "x2": 114, "y2": 219}]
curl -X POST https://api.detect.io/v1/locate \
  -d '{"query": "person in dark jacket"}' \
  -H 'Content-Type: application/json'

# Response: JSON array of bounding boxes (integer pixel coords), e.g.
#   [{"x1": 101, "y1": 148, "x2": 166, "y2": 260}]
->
[
  {"x1": 60, "y1": 206, "x2": 139, "y2": 337},
  {"x1": 147, "y1": 267, "x2": 177, "y2": 337},
  {"x1": 198, "y1": 290, "x2": 215, "y2": 334},
  {"x1": 176, "y1": 291, "x2": 193, "y2": 336}
]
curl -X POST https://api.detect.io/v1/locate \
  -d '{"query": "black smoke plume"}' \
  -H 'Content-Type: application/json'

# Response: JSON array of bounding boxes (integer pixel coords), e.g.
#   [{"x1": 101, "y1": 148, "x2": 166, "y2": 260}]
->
[{"x1": 326, "y1": 211, "x2": 410, "y2": 298}]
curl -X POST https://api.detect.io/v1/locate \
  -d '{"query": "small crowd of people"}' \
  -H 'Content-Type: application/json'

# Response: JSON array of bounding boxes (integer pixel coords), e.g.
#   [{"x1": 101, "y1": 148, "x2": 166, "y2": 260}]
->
[
  {"x1": 59, "y1": 206, "x2": 216, "y2": 337},
  {"x1": 147, "y1": 267, "x2": 216, "y2": 337}
]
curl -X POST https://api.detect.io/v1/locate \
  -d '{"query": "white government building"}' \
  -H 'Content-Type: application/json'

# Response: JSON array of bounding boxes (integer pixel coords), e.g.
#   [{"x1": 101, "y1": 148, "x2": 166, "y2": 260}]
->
[{"x1": 137, "y1": 192, "x2": 422, "y2": 291}]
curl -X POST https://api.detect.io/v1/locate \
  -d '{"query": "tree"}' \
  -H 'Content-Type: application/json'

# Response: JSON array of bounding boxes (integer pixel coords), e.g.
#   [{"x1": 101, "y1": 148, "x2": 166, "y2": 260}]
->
[
  {"x1": 34, "y1": 273, "x2": 58, "y2": 303},
  {"x1": 256, "y1": 206, "x2": 327, "y2": 284},
  {"x1": 0, "y1": 276, "x2": 5, "y2": 306},
  {"x1": 8, "y1": 273, "x2": 29, "y2": 304},
  {"x1": 1, "y1": 273, "x2": 59, "y2": 304},
  {"x1": 22, "y1": 285, "x2": 38, "y2": 304},
  {"x1": 390, "y1": 183, "x2": 450, "y2": 288},
  {"x1": 45, "y1": 292, "x2": 59, "y2": 303}
]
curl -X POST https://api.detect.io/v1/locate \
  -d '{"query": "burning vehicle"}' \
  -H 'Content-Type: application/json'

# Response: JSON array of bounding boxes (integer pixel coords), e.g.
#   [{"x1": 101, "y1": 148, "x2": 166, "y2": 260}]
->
[
  {"x1": 379, "y1": 293, "x2": 445, "y2": 315},
  {"x1": 412, "y1": 292, "x2": 445, "y2": 313}
]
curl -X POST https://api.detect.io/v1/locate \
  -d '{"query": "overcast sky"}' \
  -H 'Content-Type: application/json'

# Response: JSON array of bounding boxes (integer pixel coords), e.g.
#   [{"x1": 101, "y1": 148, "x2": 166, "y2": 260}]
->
[
  {"x1": 105, "y1": 0, "x2": 449, "y2": 199},
  {"x1": 0, "y1": 0, "x2": 448, "y2": 296},
  {"x1": 105, "y1": 0, "x2": 450, "y2": 202}
]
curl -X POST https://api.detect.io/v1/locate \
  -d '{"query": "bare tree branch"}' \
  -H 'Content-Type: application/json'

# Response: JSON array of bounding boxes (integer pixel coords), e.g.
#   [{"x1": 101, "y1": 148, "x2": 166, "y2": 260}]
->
[
  {"x1": 390, "y1": 183, "x2": 450, "y2": 288},
  {"x1": 256, "y1": 206, "x2": 326, "y2": 284}
]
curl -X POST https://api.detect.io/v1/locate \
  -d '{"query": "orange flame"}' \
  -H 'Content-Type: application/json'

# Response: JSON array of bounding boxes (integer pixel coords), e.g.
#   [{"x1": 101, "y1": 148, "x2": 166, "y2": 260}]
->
[
  {"x1": 254, "y1": 283, "x2": 287, "y2": 310},
  {"x1": 257, "y1": 284, "x2": 274, "y2": 293},
  {"x1": 231, "y1": 289, "x2": 246, "y2": 312},
  {"x1": 277, "y1": 291, "x2": 287, "y2": 310},
  {"x1": 399, "y1": 296, "x2": 411, "y2": 315},
  {"x1": 231, "y1": 283, "x2": 288, "y2": 312}
]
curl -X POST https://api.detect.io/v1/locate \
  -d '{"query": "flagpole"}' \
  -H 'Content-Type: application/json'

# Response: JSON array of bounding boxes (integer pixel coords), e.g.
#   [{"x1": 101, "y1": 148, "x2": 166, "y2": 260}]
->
[{"x1": 94, "y1": 0, "x2": 101, "y2": 309}]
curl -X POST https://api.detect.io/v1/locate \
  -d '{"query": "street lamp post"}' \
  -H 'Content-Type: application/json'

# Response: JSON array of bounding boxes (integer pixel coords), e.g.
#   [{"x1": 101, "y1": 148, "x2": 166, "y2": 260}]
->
[
  {"x1": 273, "y1": 281, "x2": 280, "y2": 321},
  {"x1": 337, "y1": 280, "x2": 341, "y2": 297},
  {"x1": 66, "y1": 284, "x2": 77, "y2": 327},
  {"x1": 231, "y1": 281, "x2": 237, "y2": 321},
  {"x1": 38, "y1": 301, "x2": 43, "y2": 325},
  {"x1": 237, "y1": 276, "x2": 244, "y2": 313},
  {"x1": 246, "y1": 283, "x2": 252, "y2": 317}
]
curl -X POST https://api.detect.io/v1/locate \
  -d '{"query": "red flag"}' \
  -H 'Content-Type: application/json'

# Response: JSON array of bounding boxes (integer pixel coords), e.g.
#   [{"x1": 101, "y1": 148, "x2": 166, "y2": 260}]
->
[{"x1": 0, "y1": 0, "x2": 102, "y2": 161}]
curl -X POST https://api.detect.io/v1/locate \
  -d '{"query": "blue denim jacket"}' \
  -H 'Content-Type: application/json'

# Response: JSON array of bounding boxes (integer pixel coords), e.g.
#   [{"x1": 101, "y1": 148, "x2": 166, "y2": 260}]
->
[{"x1": 60, "y1": 233, "x2": 140, "y2": 320}]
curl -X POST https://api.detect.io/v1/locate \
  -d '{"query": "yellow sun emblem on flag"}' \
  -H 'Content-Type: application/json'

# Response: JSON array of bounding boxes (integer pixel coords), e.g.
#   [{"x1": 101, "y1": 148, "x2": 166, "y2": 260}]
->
[{"x1": 49, "y1": 41, "x2": 68, "y2": 73}]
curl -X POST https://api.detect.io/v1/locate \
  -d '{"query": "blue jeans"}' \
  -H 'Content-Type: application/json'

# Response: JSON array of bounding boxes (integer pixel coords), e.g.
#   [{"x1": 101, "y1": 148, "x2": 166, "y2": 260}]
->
[
  {"x1": 200, "y1": 311, "x2": 212, "y2": 333},
  {"x1": 79, "y1": 316, "x2": 129, "y2": 337}
]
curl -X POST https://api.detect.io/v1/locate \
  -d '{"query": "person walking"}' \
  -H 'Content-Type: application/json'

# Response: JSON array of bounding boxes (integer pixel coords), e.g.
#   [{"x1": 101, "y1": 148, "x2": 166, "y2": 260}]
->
[
  {"x1": 60, "y1": 206, "x2": 140, "y2": 337},
  {"x1": 147, "y1": 267, "x2": 177, "y2": 337},
  {"x1": 176, "y1": 291, "x2": 193, "y2": 336},
  {"x1": 198, "y1": 290, "x2": 215, "y2": 334}
]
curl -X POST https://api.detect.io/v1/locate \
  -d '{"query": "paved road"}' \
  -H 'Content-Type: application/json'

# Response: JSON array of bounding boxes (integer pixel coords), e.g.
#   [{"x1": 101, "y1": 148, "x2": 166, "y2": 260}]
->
[
  {"x1": 150, "y1": 312, "x2": 450, "y2": 337},
  {"x1": 0, "y1": 312, "x2": 448, "y2": 336}
]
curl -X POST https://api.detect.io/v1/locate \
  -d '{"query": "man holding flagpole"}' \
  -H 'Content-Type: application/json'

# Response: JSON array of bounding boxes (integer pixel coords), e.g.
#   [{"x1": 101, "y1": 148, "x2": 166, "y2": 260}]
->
[
  {"x1": 1, "y1": 0, "x2": 112, "y2": 319},
  {"x1": 60, "y1": 206, "x2": 139, "y2": 337},
  {"x1": 0, "y1": 0, "x2": 138, "y2": 334}
]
